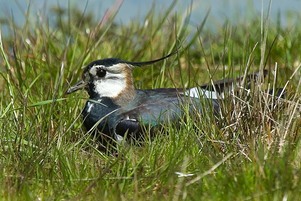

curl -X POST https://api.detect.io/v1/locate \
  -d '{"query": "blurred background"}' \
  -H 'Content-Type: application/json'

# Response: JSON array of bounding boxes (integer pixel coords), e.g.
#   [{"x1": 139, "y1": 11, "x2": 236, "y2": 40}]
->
[{"x1": 0, "y1": 0, "x2": 300, "y2": 35}]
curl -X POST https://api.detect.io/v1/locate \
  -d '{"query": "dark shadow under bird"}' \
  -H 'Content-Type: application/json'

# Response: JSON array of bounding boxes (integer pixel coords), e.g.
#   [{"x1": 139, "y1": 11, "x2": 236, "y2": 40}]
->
[{"x1": 66, "y1": 53, "x2": 284, "y2": 151}]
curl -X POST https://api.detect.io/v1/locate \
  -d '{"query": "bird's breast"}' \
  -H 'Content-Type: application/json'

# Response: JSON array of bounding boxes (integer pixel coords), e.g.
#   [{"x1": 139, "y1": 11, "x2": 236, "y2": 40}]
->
[{"x1": 81, "y1": 98, "x2": 120, "y2": 134}]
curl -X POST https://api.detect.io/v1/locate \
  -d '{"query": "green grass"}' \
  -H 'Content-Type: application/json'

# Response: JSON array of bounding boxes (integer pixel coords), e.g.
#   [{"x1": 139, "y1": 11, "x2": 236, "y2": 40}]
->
[{"x1": 1, "y1": 1, "x2": 301, "y2": 200}]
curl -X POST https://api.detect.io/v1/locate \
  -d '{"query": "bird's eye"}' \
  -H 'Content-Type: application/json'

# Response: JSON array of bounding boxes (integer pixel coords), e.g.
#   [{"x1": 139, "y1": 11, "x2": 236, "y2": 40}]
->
[{"x1": 96, "y1": 68, "x2": 106, "y2": 77}]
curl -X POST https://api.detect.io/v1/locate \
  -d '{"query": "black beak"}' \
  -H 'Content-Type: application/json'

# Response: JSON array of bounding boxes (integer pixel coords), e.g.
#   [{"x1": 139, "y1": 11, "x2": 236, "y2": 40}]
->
[{"x1": 66, "y1": 80, "x2": 87, "y2": 94}]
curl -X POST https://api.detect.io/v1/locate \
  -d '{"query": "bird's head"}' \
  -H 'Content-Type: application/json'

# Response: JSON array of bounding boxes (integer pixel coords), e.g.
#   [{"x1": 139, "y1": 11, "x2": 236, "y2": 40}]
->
[{"x1": 66, "y1": 52, "x2": 176, "y2": 106}]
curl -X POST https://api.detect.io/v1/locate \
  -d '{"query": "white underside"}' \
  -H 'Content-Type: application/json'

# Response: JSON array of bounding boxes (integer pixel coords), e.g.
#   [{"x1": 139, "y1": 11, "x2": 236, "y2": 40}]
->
[{"x1": 184, "y1": 87, "x2": 224, "y2": 99}]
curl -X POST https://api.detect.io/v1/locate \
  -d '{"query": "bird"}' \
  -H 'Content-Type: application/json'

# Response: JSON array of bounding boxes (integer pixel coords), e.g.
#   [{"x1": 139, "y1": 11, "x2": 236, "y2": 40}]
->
[{"x1": 66, "y1": 52, "x2": 275, "y2": 151}]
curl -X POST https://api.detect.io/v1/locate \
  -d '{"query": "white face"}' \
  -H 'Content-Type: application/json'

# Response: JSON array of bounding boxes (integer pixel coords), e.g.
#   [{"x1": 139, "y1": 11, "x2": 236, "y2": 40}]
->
[{"x1": 87, "y1": 64, "x2": 132, "y2": 98}]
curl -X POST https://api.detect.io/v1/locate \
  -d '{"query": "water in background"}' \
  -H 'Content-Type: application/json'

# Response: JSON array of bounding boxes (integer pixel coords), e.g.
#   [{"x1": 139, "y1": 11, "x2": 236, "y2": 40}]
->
[{"x1": 0, "y1": 0, "x2": 300, "y2": 35}]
